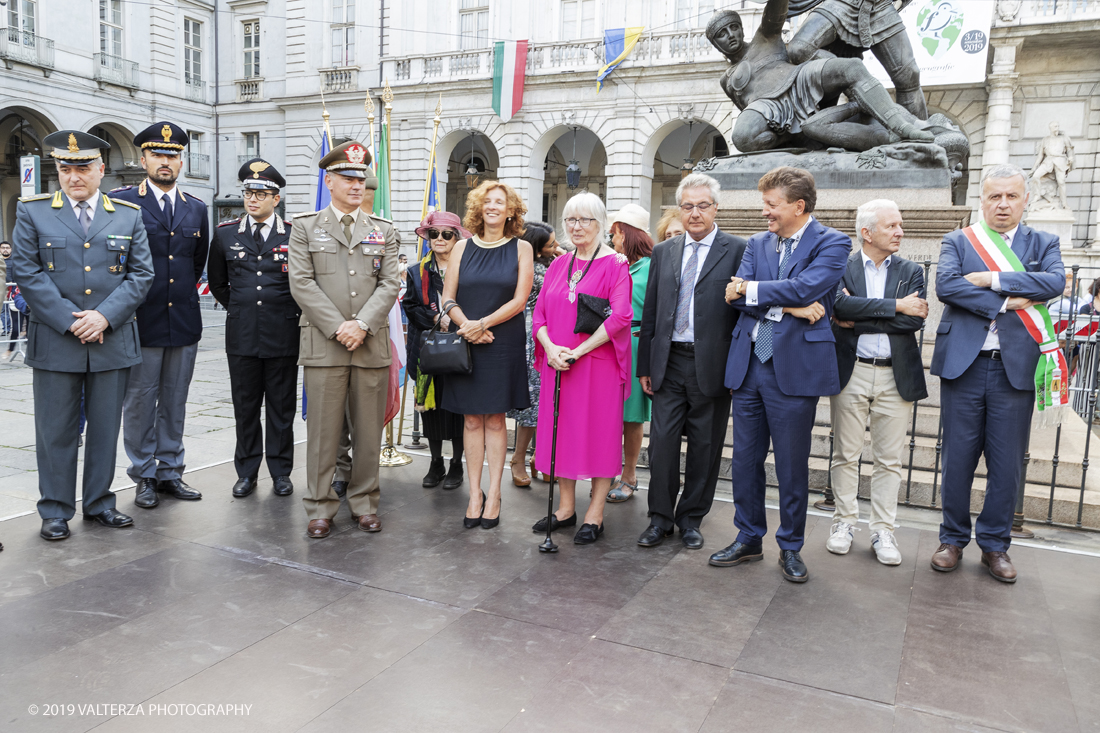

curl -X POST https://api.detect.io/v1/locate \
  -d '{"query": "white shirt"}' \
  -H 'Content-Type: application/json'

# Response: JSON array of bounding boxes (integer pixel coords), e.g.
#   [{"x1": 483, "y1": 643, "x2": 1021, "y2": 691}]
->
[
  {"x1": 855, "y1": 251, "x2": 892, "y2": 359},
  {"x1": 149, "y1": 180, "x2": 179, "y2": 213},
  {"x1": 66, "y1": 191, "x2": 99, "y2": 223},
  {"x1": 246, "y1": 214, "x2": 271, "y2": 242},
  {"x1": 671, "y1": 224, "x2": 717, "y2": 343},
  {"x1": 746, "y1": 216, "x2": 814, "y2": 341},
  {"x1": 981, "y1": 224, "x2": 1018, "y2": 351}
]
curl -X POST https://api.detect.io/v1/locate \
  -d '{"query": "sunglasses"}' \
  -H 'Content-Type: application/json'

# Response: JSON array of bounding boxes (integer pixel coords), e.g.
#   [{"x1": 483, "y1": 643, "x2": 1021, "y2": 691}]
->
[{"x1": 427, "y1": 229, "x2": 457, "y2": 241}]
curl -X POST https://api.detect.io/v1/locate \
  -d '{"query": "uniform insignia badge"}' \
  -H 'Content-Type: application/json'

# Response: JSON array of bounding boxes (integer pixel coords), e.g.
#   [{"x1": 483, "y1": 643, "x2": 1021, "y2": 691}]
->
[
  {"x1": 67, "y1": 133, "x2": 80, "y2": 153},
  {"x1": 237, "y1": 252, "x2": 246, "y2": 258},
  {"x1": 366, "y1": 231, "x2": 385, "y2": 244},
  {"x1": 313, "y1": 228, "x2": 323, "y2": 234},
  {"x1": 249, "y1": 161, "x2": 270, "y2": 179},
  {"x1": 161, "y1": 124, "x2": 173, "y2": 143},
  {"x1": 373, "y1": 257, "x2": 382, "y2": 271},
  {"x1": 282, "y1": 264, "x2": 289, "y2": 273},
  {"x1": 230, "y1": 244, "x2": 244, "y2": 250},
  {"x1": 345, "y1": 144, "x2": 367, "y2": 165}
]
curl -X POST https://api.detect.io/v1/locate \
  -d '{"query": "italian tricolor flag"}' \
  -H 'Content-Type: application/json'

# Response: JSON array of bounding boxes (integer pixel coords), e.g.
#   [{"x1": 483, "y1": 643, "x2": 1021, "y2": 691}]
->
[{"x1": 492, "y1": 40, "x2": 528, "y2": 123}]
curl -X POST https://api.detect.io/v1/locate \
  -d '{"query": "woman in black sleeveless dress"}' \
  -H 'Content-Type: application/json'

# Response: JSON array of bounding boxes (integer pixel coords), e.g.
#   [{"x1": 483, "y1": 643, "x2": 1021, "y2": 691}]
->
[{"x1": 440, "y1": 181, "x2": 533, "y2": 530}]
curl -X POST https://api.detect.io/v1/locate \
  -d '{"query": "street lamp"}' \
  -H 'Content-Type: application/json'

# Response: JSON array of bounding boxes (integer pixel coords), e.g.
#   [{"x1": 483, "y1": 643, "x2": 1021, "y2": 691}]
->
[
  {"x1": 681, "y1": 120, "x2": 695, "y2": 180},
  {"x1": 464, "y1": 133, "x2": 479, "y2": 189},
  {"x1": 565, "y1": 126, "x2": 581, "y2": 190}
]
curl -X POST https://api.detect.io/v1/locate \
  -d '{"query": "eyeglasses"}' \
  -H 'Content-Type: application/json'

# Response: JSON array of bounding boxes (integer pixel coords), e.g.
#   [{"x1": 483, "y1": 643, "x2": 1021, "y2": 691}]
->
[
  {"x1": 679, "y1": 202, "x2": 715, "y2": 213},
  {"x1": 427, "y1": 229, "x2": 457, "y2": 241},
  {"x1": 565, "y1": 217, "x2": 597, "y2": 228},
  {"x1": 243, "y1": 190, "x2": 274, "y2": 201}
]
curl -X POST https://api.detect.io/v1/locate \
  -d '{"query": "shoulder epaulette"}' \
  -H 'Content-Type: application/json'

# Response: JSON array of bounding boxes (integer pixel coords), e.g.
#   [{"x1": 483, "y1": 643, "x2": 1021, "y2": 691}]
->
[
  {"x1": 138, "y1": 179, "x2": 148, "y2": 197},
  {"x1": 109, "y1": 185, "x2": 133, "y2": 193},
  {"x1": 110, "y1": 197, "x2": 141, "y2": 210},
  {"x1": 370, "y1": 214, "x2": 393, "y2": 224},
  {"x1": 218, "y1": 218, "x2": 241, "y2": 228},
  {"x1": 18, "y1": 193, "x2": 51, "y2": 203},
  {"x1": 292, "y1": 210, "x2": 319, "y2": 219}
]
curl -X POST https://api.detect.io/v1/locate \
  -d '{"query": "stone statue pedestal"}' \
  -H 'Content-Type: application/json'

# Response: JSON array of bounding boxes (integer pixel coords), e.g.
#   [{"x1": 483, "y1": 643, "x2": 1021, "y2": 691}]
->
[{"x1": 1025, "y1": 207, "x2": 1076, "y2": 249}]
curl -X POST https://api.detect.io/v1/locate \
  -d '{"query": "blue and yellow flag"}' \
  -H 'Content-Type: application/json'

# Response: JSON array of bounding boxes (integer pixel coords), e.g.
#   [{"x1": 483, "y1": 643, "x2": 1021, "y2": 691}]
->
[
  {"x1": 314, "y1": 127, "x2": 331, "y2": 211},
  {"x1": 596, "y1": 27, "x2": 644, "y2": 92},
  {"x1": 419, "y1": 149, "x2": 439, "y2": 261}
]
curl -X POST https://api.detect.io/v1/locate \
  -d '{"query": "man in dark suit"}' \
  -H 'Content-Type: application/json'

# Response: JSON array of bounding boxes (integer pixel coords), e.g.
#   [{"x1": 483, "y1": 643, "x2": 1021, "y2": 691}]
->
[
  {"x1": 207, "y1": 159, "x2": 299, "y2": 499},
  {"x1": 636, "y1": 172, "x2": 746, "y2": 550},
  {"x1": 930, "y1": 164, "x2": 1065, "y2": 583},
  {"x1": 827, "y1": 200, "x2": 928, "y2": 566},
  {"x1": 711, "y1": 166, "x2": 850, "y2": 582},
  {"x1": 112, "y1": 122, "x2": 209, "y2": 509},
  {"x1": 11, "y1": 130, "x2": 153, "y2": 540}
]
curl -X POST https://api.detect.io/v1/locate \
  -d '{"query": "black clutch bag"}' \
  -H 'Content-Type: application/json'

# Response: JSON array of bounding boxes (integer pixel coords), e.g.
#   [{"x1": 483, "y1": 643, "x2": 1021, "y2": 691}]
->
[
  {"x1": 574, "y1": 293, "x2": 612, "y2": 335},
  {"x1": 418, "y1": 305, "x2": 472, "y2": 375}
]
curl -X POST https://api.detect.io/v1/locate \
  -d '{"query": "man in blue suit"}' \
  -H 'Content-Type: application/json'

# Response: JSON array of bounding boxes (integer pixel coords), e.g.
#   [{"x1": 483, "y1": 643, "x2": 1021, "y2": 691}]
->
[
  {"x1": 111, "y1": 122, "x2": 209, "y2": 509},
  {"x1": 930, "y1": 164, "x2": 1064, "y2": 583},
  {"x1": 709, "y1": 166, "x2": 850, "y2": 582}
]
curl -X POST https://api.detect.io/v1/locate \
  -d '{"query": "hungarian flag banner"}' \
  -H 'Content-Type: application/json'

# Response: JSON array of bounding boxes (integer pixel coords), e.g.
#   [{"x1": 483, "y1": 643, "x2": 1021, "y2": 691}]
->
[
  {"x1": 492, "y1": 40, "x2": 528, "y2": 122},
  {"x1": 963, "y1": 221, "x2": 1070, "y2": 425}
]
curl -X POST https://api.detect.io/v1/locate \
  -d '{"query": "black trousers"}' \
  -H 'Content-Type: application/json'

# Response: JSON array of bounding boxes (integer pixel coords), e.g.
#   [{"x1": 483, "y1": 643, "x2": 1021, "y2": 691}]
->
[
  {"x1": 227, "y1": 354, "x2": 298, "y2": 479},
  {"x1": 646, "y1": 347, "x2": 732, "y2": 531}
]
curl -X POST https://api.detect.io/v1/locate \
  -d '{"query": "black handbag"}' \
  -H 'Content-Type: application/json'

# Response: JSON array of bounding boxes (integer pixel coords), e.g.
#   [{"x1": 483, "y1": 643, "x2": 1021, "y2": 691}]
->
[
  {"x1": 418, "y1": 305, "x2": 472, "y2": 375},
  {"x1": 574, "y1": 293, "x2": 612, "y2": 335}
]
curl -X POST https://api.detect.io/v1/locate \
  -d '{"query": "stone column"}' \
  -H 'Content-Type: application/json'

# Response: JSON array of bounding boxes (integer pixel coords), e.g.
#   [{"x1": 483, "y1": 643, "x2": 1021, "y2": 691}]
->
[{"x1": 981, "y1": 37, "x2": 1024, "y2": 170}]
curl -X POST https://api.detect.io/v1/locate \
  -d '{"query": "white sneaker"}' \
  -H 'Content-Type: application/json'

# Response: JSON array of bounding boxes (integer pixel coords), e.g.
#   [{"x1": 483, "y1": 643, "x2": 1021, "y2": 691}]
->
[
  {"x1": 826, "y1": 521, "x2": 855, "y2": 555},
  {"x1": 870, "y1": 529, "x2": 902, "y2": 566}
]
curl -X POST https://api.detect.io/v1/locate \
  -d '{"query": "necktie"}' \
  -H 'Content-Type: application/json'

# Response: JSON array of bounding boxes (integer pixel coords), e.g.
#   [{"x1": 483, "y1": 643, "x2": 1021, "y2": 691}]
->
[
  {"x1": 341, "y1": 214, "x2": 354, "y2": 243},
  {"x1": 674, "y1": 242, "x2": 701, "y2": 334},
  {"x1": 76, "y1": 201, "x2": 90, "y2": 235},
  {"x1": 162, "y1": 192, "x2": 173, "y2": 221},
  {"x1": 754, "y1": 237, "x2": 796, "y2": 364},
  {"x1": 252, "y1": 222, "x2": 264, "y2": 247}
]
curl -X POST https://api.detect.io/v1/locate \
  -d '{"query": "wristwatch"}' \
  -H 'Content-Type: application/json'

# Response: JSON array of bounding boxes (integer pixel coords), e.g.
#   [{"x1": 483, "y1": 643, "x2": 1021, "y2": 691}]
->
[{"x1": 355, "y1": 319, "x2": 369, "y2": 333}]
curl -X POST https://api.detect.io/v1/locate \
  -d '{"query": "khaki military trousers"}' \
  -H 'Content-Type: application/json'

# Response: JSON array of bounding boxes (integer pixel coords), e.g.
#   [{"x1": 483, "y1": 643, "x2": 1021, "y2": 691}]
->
[
  {"x1": 828, "y1": 361, "x2": 911, "y2": 533},
  {"x1": 303, "y1": 365, "x2": 387, "y2": 521}
]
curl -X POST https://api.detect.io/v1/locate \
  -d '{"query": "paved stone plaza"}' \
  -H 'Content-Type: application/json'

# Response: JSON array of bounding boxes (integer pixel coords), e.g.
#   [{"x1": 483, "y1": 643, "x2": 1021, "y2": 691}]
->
[{"x1": 1, "y1": 317, "x2": 1099, "y2": 733}]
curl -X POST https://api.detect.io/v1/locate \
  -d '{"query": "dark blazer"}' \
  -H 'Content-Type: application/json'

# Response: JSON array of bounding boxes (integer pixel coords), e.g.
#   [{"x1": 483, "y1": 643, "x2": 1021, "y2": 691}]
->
[
  {"x1": 833, "y1": 251, "x2": 928, "y2": 402},
  {"x1": 725, "y1": 217, "x2": 850, "y2": 396},
  {"x1": 11, "y1": 190, "x2": 154, "y2": 372},
  {"x1": 637, "y1": 227, "x2": 746, "y2": 397},
  {"x1": 931, "y1": 225, "x2": 1064, "y2": 391},
  {"x1": 207, "y1": 216, "x2": 300, "y2": 359},
  {"x1": 402, "y1": 257, "x2": 446, "y2": 378},
  {"x1": 110, "y1": 181, "x2": 209, "y2": 348}
]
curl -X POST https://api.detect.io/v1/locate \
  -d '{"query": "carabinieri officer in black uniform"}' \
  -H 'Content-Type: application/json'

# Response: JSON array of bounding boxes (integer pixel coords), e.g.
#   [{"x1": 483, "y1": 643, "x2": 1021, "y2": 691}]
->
[{"x1": 207, "y1": 159, "x2": 298, "y2": 498}]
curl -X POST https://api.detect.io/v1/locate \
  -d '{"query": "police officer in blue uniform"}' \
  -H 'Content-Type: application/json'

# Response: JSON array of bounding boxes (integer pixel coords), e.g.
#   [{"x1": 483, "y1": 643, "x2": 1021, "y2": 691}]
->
[
  {"x1": 111, "y1": 122, "x2": 209, "y2": 508},
  {"x1": 207, "y1": 159, "x2": 299, "y2": 498},
  {"x1": 12, "y1": 130, "x2": 154, "y2": 540}
]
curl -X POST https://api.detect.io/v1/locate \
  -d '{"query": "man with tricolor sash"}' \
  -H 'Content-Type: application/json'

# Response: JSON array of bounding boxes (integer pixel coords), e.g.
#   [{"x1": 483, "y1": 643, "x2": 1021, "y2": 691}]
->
[{"x1": 930, "y1": 164, "x2": 1066, "y2": 583}]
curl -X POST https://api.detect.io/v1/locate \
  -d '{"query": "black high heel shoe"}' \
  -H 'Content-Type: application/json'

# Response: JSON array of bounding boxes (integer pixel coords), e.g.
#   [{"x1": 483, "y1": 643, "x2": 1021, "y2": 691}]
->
[
  {"x1": 481, "y1": 492, "x2": 501, "y2": 530},
  {"x1": 464, "y1": 491, "x2": 485, "y2": 529}
]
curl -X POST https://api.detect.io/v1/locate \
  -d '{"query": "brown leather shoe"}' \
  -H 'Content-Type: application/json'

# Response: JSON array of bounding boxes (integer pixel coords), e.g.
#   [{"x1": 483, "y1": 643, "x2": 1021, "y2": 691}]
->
[
  {"x1": 981, "y1": 551, "x2": 1017, "y2": 583},
  {"x1": 930, "y1": 543, "x2": 962, "y2": 572},
  {"x1": 356, "y1": 514, "x2": 382, "y2": 533},
  {"x1": 307, "y1": 519, "x2": 333, "y2": 539}
]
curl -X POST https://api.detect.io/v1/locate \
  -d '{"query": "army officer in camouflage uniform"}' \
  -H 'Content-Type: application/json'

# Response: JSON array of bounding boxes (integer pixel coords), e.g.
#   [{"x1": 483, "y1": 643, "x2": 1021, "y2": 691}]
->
[
  {"x1": 289, "y1": 141, "x2": 400, "y2": 539},
  {"x1": 12, "y1": 131, "x2": 154, "y2": 541},
  {"x1": 207, "y1": 159, "x2": 298, "y2": 499}
]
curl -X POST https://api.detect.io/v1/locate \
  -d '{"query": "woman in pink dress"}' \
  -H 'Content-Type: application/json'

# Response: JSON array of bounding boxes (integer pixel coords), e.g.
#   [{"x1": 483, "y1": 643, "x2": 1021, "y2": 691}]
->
[{"x1": 531, "y1": 192, "x2": 633, "y2": 544}]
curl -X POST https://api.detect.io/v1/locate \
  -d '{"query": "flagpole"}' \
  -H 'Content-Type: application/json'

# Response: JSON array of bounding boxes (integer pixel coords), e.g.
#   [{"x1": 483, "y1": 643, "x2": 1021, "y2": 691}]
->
[
  {"x1": 364, "y1": 93, "x2": 376, "y2": 172},
  {"x1": 423, "y1": 94, "x2": 442, "y2": 214}
]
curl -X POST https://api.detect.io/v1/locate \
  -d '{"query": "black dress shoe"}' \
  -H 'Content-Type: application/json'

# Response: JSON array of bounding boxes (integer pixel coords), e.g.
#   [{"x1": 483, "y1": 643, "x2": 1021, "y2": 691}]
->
[
  {"x1": 441, "y1": 460, "x2": 464, "y2": 490},
  {"x1": 778, "y1": 549, "x2": 809, "y2": 583},
  {"x1": 40, "y1": 518, "x2": 70, "y2": 540},
  {"x1": 709, "y1": 541, "x2": 764, "y2": 567},
  {"x1": 272, "y1": 475, "x2": 294, "y2": 496},
  {"x1": 82, "y1": 508, "x2": 134, "y2": 528},
  {"x1": 574, "y1": 523, "x2": 604, "y2": 544},
  {"x1": 637, "y1": 524, "x2": 674, "y2": 547},
  {"x1": 157, "y1": 479, "x2": 202, "y2": 500},
  {"x1": 232, "y1": 476, "x2": 257, "y2": 498},
  {"x1": 531, "y1": 512, "x2": 577, "y2": 533},
  {"x1": 680, "y1": 527, "x2": 704, "y2": 550},
  {"x1": 134, "y1": 478, "x2": 159, "y2": 508},
  {"x1": 464, "y1": 491, "x2": 486, "y2": 529},
  {"x1": 331, "y1": 480, "x2": 348, "y2": 498},
  {"x1": 422, "y1": 458, "x2": 446, "y2": 488}
]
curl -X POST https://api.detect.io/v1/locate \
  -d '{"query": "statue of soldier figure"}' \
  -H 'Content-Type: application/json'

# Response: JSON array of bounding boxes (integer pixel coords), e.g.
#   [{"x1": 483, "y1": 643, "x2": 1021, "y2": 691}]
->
[
  {"x1": 706, "y1": 0, "x2": 932, "y2": 153},
  {"x1": 786, "y1": 0, "x2": 927, "y2": 120},
  {"x1": 1030, "y1": 121, "x2": 1075, "y2": 210}
]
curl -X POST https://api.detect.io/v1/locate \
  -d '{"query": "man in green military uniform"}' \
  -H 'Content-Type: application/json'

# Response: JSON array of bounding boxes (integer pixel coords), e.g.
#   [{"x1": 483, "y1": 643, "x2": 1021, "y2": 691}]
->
[
  {"x1": 12, "y1": 130, "x2": 154, "y2": 541},
  {"x1": 289, "y1": 141, "x2": 400, "y2": 539}
]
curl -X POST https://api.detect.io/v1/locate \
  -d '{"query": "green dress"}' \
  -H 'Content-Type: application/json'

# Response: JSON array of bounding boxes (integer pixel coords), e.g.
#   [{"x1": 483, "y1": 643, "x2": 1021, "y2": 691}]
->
[{"x1": 623, "y1": 256, "x2": 652, "y2": 423}]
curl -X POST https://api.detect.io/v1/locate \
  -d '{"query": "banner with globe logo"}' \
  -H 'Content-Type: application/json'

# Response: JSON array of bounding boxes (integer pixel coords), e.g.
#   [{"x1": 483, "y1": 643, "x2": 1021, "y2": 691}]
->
[{"x1": 866, "y1": 0, "x2": 994, "y2": 87}]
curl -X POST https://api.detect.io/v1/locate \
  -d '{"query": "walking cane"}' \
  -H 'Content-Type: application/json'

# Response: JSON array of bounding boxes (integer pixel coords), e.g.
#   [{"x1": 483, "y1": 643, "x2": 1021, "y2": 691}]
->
[{"x1": 539, "y1": 358, "x2": 574, "y2": 553}]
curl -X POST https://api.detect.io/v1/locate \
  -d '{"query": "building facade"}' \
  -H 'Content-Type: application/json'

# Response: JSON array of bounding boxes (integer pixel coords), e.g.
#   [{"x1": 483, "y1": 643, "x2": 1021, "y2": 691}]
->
[{"x1": 2, "y1": 0, "x2": 1098, "y2": 251}]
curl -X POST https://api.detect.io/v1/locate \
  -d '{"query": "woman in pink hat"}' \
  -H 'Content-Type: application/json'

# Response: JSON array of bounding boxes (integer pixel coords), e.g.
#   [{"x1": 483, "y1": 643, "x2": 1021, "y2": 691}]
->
[{"x1": 403, "y1": 211, "x2": 473, "y2": 490}]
